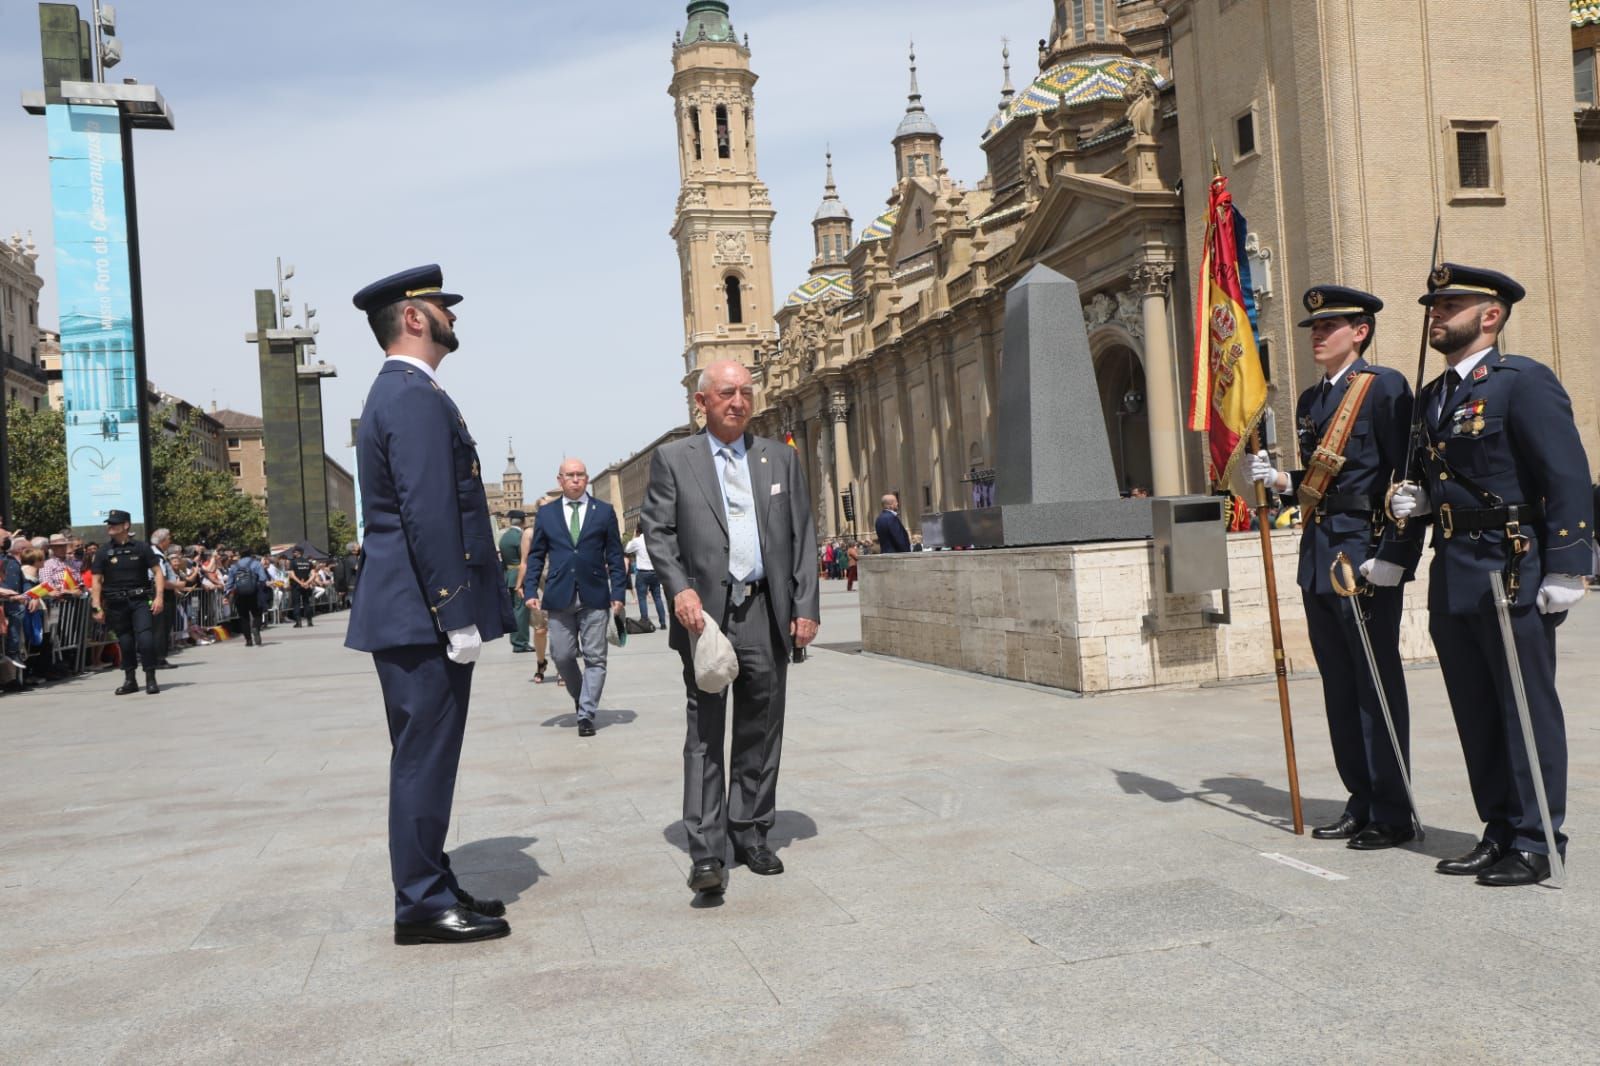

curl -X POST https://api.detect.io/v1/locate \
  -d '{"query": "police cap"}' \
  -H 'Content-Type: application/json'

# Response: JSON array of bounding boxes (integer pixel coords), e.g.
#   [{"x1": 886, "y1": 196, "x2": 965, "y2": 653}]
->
[
  {"x1": 351, "y1": 264, "x2": 463, "y2": 314},
  {"x1": 1419, "y1": 262, "x2": 1525, "y2": 307},
  {"x1": 1298, "y1": 285, "x2": 1382, "y2": 327},
  {"x1": 105, "y1": 509, "x2": 131, "y2": 526}
]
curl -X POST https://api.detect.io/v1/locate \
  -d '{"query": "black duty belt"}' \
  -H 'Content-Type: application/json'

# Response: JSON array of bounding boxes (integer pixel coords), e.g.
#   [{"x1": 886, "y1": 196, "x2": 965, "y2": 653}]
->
[
  {"x1": 1437, "y1": 503, "x2": 1541, "y2": 539},
  {"x1": 103, "y1": 586, "x2": 150, "y2": 601},
  {"x1": 1315, "y1": 493, "x2": 1376, "y2": 516}
]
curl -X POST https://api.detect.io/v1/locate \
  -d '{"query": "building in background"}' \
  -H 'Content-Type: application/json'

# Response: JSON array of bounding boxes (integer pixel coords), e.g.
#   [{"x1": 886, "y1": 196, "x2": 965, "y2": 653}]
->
[
  {"x1": 147, "y1": 383, "x2": 227, "y2": 473},
  {"x1": 0, "y1": 232, "x2": 48, "y2": 413},
  {"x1": 482, "y1": 442, "x2": 524, "y2": 525},
  {"x1": 325, "y1": 456, "x2": 355, "y2": 528},
  {"x1": 215, "y1": 408, "x2": 266, "y2": 503}
]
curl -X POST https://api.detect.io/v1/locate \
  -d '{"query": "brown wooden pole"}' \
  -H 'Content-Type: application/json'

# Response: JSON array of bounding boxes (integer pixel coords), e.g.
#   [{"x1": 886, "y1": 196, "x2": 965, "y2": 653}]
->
[{"x1": 1251, "y1": 428, "x2": 1305, "y2": 834}]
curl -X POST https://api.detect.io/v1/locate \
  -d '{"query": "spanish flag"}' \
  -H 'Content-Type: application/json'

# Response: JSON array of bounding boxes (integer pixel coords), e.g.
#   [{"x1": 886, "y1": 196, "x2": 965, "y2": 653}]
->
[
  {"x1": 784, "y1": 432, "x2": 797, "y2": 450},
  {"x1": 1186, "y1": 166, "x2": 1267, "y2": 490},
  {"x1": 61, "y1": 569, "x2": 80, "y2": 592}
]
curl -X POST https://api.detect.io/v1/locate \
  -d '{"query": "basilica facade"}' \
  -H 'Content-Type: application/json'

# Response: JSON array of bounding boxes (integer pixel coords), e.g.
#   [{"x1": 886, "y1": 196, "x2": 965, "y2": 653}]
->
[{"x1": 591, "y1": 0, "x2": 1600, "y2": 542}]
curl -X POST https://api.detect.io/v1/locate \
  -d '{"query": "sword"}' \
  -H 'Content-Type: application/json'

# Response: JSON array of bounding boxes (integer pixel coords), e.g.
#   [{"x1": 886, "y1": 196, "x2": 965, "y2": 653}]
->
[
  {"x1": 1330, "y1": 553, "x2": 1424, "y2": 840},
  {"x1": 1489, "y1": 570, "x2": 1565, "y2": 887},
  {"x1": 1390, "y1": 216, "x2": 1444, "y2": 531}
]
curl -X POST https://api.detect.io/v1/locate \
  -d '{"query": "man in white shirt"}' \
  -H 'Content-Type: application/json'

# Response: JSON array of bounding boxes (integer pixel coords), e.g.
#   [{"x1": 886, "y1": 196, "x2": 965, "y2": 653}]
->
[{"x1": 625, "y1": 524, "x2": 667, "y2": 628}]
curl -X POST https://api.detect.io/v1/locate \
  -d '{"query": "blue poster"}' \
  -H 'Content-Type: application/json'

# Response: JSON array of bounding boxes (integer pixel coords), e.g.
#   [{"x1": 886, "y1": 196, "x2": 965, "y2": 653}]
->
[{"x1": 46, "y1": 103, "x2": 145, "y2": 526}]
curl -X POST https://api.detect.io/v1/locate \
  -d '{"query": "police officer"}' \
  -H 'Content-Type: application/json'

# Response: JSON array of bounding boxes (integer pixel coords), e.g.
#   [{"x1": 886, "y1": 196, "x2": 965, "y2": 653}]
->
[
  {"x1": 346, "y1": 264, "x2": 516, "y2": 944},
  {"x1": 89, "y1": 510, "x2": 166, "y2": 696},
  {"x1": 287, "y1": 546, "x2": 316, "y2": 627},
  {"x1": 1250, "y1": 286, "x2": 1421, "y2": 849},
  {"x1": 1382, "y1": 264, "x2": 1594, "y2": 886},
  {"x1": 500, "y1": 510, "x2": 531, "y2": 652}
]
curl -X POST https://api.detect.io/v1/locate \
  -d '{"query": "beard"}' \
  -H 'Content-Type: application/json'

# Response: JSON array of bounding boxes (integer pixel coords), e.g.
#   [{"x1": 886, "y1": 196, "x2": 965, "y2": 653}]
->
[
  {"x1": 428, "y1": 311, "x2": 460, "y2": 353},
  {"x1": 1428, "y1": 315, "x2": 1479, "y2": 355}
]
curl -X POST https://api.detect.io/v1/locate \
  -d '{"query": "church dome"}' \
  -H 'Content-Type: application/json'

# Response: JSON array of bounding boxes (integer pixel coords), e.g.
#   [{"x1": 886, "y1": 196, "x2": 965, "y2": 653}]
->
[
  {"x1": 860, "y1": 207, "x2": 899, "y2": 243},
  {"x1": 982, "y1": 55, "x2": 1164, "y2": 140},
  {"x1": 896, "y1": 110, "x2": 942, "y2": 139},
  {"x1": 785, "y1": 272, "x2": 853, "y2": 307},
  {"x1": 682, "y1": 1, "x2": 736, "y2": 44},
  {"x1": 814, "y1": 199, "x2": 853, "y2": 223}
]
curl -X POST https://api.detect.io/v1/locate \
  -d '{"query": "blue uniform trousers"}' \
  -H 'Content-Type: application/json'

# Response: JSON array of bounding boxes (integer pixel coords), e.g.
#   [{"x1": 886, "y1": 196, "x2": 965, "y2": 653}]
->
[
  {"x1": 1302, "y1": 585, "x2": 1411, "y2": 826},
  {"x1": 373, "y1": 644, "x2": 474, "y2": 921},
  {"x1": 1430, "y1": 605, "x2": 1567, "y2": 856}
]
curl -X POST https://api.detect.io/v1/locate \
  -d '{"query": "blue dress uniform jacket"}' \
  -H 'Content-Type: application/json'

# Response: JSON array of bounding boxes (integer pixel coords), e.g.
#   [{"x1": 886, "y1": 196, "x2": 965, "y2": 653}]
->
[
  {"x1": 1390, "y1": 347, "x2": 1594, "y2": 858},
  {"x1": 522, "y1": 496, "x2": 628, "y2": 611},
  {"x1": 1287, "y1": 360, "x2": 1422, "y2": 593},
  {"x1": 1285, "y1": 359, "x2": 1419, "y2": 827},
  {"x1": 345, "y1": 361, "x2": 514, "y2": 651}
]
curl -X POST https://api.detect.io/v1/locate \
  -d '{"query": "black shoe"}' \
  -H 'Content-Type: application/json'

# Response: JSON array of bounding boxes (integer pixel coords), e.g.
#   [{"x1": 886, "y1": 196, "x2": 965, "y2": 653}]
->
[
  {"x1": 578, "y1": 718, "x2": 597, "y2": 737},
  {"x1": 456, "y1": 890, "x2": 506, "y2": 918},
  {"x1": 1437, "y1": 840, "x2": 1504, "y2": 876},
  {"x1": 1311, "y1": 813, "x2": 1367, "y2": 840},
  {"x1": 733, "y1": 844, "x2": 785, "y2": 875},
  {"x1": 393, "y1": 905, "x2": 510, "y2": 945},
  {"x1": 687, "y1": 859, "x2": 728, "y2": 895},
  {"x1": 144, "y1": 672, "x2": 160, "y2": 695},
  {"x1": 511, "y1": 645, "x2": 532, "y2": 654},
  {"x1": 293, "y1": 623, "x2": 301, "y2": 629},
  {"x1": 115, "y1": 675, "x2": 139, "y2": 695},
  {"x1": 1476, "y1": 850, "x2": 1553, "y2": 887},
  {"x1": 1348, "y1": 823, "x2": 1416, "y2": 851},
  {"x1": 307, "y1": 621, "x2": 313, "y2": 627},
  {"x1": 155, "y1": 659, "x2": 174, "y2": 670}
]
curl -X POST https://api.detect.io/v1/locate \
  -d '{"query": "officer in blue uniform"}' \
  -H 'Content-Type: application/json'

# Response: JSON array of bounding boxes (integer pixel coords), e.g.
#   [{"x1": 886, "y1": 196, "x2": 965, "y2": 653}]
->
[
  {"x1": 347, "y1": 265, "x2": 517, "y2": 942},
  {"x1": 1250, "y1": 286, "x2": 1421, "y2": 849},
  {"x1": 1381, "y1": 264, "x2": 1594, "y2": 887}
]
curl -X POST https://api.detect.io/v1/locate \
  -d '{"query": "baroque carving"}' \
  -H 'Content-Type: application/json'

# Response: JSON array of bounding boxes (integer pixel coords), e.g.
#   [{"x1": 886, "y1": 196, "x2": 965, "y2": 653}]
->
[
  {"x1": 828, "y1": 389, "x2": 851, "y2": 423},
  {"x1": 714, "y1": 231, "x2": 751, "y2": 264}
]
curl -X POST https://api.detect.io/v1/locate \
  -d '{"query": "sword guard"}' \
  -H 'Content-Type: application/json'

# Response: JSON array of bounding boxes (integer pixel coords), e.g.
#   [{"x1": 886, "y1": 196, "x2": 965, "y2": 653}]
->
[{"x1": 1330, "y1": 552, "x2": 1367, "y2": 598}]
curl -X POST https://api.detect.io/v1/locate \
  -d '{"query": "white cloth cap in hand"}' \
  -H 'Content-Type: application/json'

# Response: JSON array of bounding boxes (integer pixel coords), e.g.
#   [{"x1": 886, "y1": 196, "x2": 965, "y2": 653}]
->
[{"x1": 691, "y1": 613, "x2": 739, "y2": 693}]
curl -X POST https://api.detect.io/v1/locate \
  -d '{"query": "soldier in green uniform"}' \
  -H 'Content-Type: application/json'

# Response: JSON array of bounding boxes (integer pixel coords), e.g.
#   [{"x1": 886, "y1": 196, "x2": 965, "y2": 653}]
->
[{"x1": 500, "y1": 510, "x2": 531, "y2": 653}]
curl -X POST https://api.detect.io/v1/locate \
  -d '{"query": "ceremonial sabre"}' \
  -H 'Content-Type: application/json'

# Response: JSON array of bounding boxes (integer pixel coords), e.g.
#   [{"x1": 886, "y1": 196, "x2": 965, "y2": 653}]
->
[
  {"x1": 1389, "y1": 216, "x2": 1443, "y2": 531},
  {"x1": 1330, "y1": 553, "x2": 1423, "y2": 841},
  {"x1": 1489, "y1": 571, "x2": 1565, "y2": 887}
]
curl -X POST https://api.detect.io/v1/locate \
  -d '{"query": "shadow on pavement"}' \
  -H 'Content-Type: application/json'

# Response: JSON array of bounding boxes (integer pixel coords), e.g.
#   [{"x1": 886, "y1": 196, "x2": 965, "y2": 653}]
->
[
  {"x1": 661, "y1": 809, "x2": 820, "y2": 858},
  {"x1": 539, "y1": 709, "x2": 639, "y2": 731},
  {"x1": 448, "y1": 835, "x2": 547, "y2": 903},
  {"x1": 1113, "y1": 768, "x2": 1339, "y2": 835}
]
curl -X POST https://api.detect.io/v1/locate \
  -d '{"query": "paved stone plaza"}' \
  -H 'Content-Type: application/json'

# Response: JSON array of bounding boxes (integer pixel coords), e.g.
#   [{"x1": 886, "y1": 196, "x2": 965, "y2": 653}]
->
[{"x1": 2, "y1": 587, "x2": 1599, "y2": 1064}]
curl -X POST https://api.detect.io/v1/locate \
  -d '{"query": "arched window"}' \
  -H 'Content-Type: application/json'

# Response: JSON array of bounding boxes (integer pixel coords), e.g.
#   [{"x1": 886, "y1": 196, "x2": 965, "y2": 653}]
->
[
  {"x1": 715, "y1": 105, "x2": 731, "y2": 159},
  {"x1": 724, "y1": 275, "x2": 743, "y2": 324}
]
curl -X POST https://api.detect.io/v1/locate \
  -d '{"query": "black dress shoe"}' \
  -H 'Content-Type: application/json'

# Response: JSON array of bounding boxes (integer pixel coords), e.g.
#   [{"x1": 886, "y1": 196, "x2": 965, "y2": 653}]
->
[
  {"x1": 115, "y1": 676, "x2": 139, "y2": 695},
  {"x1": 144, "y1": 672, "x2": 160, "y2": 695},
  {"x1": 1476, "y1": 850, "x2": 1553, "y2": 887},
  {"x1": 577, "y1": 718, "x2": 596, "y2": 737},
  {"x1": 687, "y1": 859, "x2": 728, "y2": 894},
  {"x1": 733, "y1": 844, "x2": 785, "y2": 875},
  {"x1": 1436, "y1": 840, "x2": 1504, "y2": 876},
  {"x1": 456, "y1": 890, "x2": 506, "y2": 918},
  {"x1": 1311, "y1": 813, "x2": 1367, "y2": 840},
  {"x1": 155, "y1": 659, "x2": 174, "y2": 669},
  {"x1": 1348, "y1": 823, "x2": 1416, "y2": 851},
  {"x1": 394, "y1": 905, "x2": 510, "y2": 945}
]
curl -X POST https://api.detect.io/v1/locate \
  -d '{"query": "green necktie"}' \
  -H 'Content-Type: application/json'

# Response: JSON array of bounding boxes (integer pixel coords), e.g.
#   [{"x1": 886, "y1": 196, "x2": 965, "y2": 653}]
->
[{"x1": 569, "y1": 500, "x2": 583, "y2": 544}]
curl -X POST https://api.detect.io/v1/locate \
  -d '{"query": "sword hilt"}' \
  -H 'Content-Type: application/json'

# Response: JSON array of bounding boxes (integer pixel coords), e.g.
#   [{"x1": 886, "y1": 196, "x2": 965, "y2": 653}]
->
[{"x1": 1330, "y1": 551, "x2": 1366, "y2": 599}]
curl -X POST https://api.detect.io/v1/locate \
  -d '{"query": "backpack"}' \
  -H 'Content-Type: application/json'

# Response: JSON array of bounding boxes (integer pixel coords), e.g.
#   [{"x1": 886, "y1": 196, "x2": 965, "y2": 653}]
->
[{"x1": 234, "y1": 564, "x2": 259, "y2": 598}]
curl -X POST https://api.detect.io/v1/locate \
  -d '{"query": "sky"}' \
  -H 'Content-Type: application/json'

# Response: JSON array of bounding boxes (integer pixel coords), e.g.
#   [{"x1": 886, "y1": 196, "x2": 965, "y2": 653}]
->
[{"x1": 0, "y1": 0, "x2": 1049, "y2": 490}]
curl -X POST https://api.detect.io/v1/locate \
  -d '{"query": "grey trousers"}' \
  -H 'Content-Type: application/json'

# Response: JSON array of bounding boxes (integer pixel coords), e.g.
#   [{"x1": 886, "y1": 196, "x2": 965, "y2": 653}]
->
[
  {"x1": 547, "y1": 605, "x2": 610, "y2": 720},
  {"x1": 680, "y1": 587, "x2": 787, "y2": 864}
]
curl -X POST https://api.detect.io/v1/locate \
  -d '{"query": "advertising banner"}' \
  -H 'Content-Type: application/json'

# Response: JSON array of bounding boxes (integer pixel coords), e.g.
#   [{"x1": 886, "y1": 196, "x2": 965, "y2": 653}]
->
[{"x1": 46, "y1": 102, "x2": 145, "y2": 526}]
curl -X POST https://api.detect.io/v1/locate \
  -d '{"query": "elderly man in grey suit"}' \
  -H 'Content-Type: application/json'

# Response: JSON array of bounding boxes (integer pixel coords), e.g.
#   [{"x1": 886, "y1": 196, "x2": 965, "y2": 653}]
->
[{"x1": 644, "y1": 359, "x2": 821, "y2": 897}]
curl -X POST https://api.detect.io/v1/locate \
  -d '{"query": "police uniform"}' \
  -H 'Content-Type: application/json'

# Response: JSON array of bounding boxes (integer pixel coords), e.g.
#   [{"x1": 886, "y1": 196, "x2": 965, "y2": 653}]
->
[
  {"x1": 288, "y1": 550, "x2": 316, "y2": 627},
  {"x1": 1395, "y1": 264, "x2": 1595, "y2": 884},
  {"x1": 346, "y1": 265, "x2": 515, "y2": 941},
  {"x1": 500, "y1": 511, "x2": 531, "y2": 651},
  {"x1": 91, "y1": 510, "x2": 162, "y2": 695},
  {"x1": 1279, "y1": 286, "x2": 1421, "y2": 847}
]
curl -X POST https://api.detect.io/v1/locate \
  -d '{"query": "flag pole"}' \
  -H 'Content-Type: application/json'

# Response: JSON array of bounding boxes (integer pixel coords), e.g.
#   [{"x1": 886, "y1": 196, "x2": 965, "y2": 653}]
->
[{"x1": 1250, "y1": 425, "x2": 1304, "y2": 835}]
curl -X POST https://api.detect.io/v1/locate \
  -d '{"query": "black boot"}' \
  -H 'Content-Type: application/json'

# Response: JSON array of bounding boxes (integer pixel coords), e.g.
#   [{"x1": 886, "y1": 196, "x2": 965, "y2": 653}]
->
[
  {"x1": 144, "y1": 670, "x2": 160, "y2": 695},
  {"x1": 115, "y1": 673, "x2": 139, "y2": 695}
]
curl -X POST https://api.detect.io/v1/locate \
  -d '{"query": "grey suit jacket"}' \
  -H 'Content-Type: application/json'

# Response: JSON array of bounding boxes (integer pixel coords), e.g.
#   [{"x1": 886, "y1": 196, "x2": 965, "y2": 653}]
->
[{"x1": 642, "y1": 430, "x2": 820, "y2": 655}]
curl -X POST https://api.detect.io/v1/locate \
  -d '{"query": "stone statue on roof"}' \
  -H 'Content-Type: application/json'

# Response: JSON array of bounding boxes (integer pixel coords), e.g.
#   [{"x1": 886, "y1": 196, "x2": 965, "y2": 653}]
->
[{"x1": 1126, "y1": 68, "x2": 1159, "y2": 141}]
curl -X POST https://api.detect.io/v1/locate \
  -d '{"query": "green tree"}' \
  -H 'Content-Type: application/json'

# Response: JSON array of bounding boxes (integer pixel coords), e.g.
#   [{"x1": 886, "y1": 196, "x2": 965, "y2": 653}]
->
[
  {"x1": 6, "y1": 403, "x2": 70, "y2": 532},
  {"x1": 150, "y1": 406, "x2": 268, "y2": 547},
  {"x1": 328, "y1": 510, "x2": 358, "y2": 554}
]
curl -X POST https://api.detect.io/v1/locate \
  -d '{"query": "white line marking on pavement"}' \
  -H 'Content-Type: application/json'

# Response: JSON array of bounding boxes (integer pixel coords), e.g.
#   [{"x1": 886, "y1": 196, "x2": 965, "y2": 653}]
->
[{"x1": 1260, "y1": 852, "x2": 1349, "y2": 880}]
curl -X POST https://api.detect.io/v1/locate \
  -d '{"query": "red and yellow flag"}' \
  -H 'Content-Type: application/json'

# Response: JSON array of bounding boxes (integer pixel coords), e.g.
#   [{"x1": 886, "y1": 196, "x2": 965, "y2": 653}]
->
[
  {"x1": 61, "y1": 569, "x2": 79, "y2": 592},
  {"x1": 784, "y1": 432, "x2": 797, "y2": 450},
  {"x1": 1187, "y1": 169, "x2": 1267, "y2": 489}
]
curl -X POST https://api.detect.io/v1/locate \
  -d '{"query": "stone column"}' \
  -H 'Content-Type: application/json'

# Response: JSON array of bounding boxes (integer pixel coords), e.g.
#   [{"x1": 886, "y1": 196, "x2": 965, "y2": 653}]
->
[
  {"x1": 1133, "y1": 260, "x2": 1183, "y2": 497},
  {"x1": 828, "y1": 386, "x2": 854, "y2": 533},
  {"x1": 812, "y1": 394, "x2": 837, "y2": 538}
]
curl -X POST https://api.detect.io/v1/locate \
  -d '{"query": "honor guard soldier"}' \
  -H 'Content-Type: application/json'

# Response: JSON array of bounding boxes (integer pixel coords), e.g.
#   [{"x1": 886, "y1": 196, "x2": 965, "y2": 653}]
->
[
  {"x1": 346, "y1": 265, "x2": 517, "y2": 943},
  {"x1": 89, "y1": 509, "x2": 166, "y2": 696},
  {"x1": 1250, "y1": 286, "x2": 1421, "y2": 849},
  {"x1": 1381, "y1": 264, "x2": 1594, "y2": 886}
]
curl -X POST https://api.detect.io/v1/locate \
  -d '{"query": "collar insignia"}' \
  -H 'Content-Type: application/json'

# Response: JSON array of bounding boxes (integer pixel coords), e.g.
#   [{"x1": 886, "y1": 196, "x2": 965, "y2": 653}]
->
[{"x1": 1472, "y1": 365, "x2": 1488, "y2": 381}]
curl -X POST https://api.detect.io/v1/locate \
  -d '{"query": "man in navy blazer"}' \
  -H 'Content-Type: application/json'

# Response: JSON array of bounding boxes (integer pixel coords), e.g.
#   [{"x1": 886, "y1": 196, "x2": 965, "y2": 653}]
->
[
  {"x1": 874, "y1": 493, "x2": 912, "y2": 554},
  {"x1": 524, "y1": 458, "x2": 627, "y2": 738},
  {"x1": 347, "y1": 264, "x2": 515, "y2": 945}
]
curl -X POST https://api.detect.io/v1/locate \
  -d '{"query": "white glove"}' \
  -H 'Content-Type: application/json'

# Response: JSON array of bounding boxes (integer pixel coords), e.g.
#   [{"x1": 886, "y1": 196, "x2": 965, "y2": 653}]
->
[
  {"x1": 446, "y1": 625, "x2": 483, "y2": 664},
  {"x1": 1536, "y1": 574, "x2": 1587, "y2": 615},
  {"x1": 1248, "y1": 450, "x2": 1287, "y2": 493},
  {"x1": 1388, "y1": 482, "x2": 1430, "y2": 520},
  {"x1": 1359, "y1": 558, "x2": 1405, "y2": 587}
]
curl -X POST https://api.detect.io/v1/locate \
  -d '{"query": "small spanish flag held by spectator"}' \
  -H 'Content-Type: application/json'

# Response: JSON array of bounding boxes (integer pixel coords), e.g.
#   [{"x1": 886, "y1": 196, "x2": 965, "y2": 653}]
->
[
  {"x1": 25, "y1": 584, "x2": 50, "y2": 599},
  {"x1": 784, "y1": 432, "x2": 797, "y2": 450},
  {"x1": 61, "y1": 569, "x2": 80, "y2": 592}
]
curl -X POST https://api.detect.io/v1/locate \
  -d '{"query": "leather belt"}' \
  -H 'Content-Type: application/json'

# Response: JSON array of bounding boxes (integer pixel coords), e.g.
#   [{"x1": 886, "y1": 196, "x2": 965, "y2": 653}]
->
[
  {"x1": 1437, "y1": 503, "x2": 1541, "y2": 539},
  {"x1": 1316, "y1": 493, "x2": 1376, "y2": 516},
  {"x1": 728, "y1": 578, "x2": 767, "y2": 607}
]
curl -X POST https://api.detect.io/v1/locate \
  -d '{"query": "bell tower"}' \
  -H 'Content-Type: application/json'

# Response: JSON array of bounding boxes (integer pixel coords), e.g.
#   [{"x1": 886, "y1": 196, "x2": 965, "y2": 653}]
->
[{"x1": 669, "y1": 1, "x2": 776, "y2": 405}]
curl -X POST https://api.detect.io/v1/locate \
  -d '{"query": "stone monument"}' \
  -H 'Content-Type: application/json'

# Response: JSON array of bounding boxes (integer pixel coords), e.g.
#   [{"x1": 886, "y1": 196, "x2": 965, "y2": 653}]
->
[{"x1": 921, "y1": 264, "x2": 1152, "y2": 548}]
